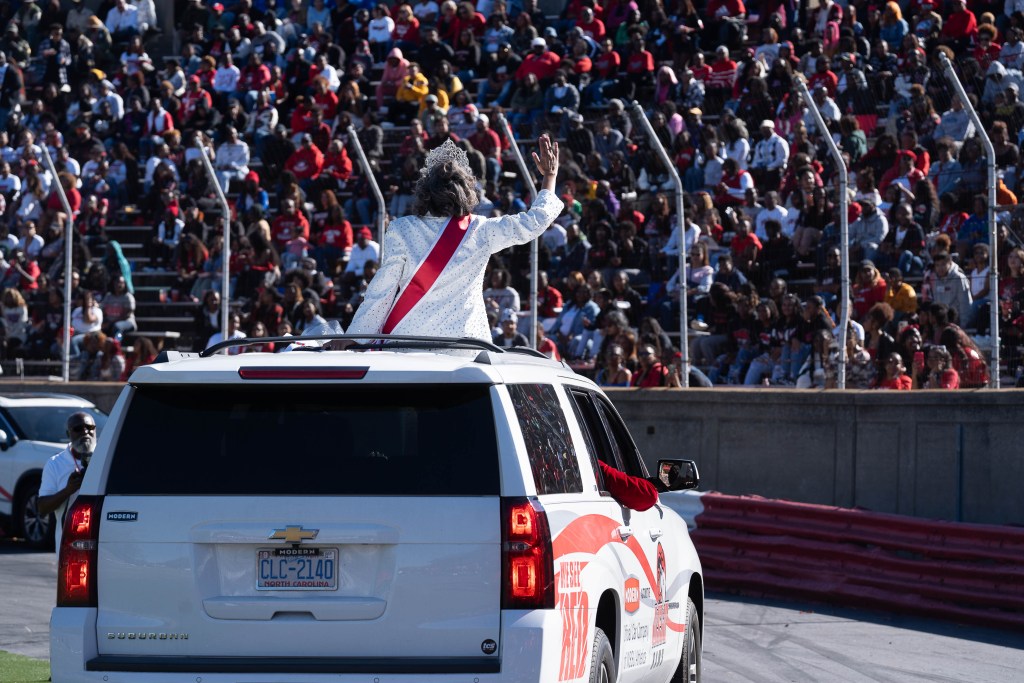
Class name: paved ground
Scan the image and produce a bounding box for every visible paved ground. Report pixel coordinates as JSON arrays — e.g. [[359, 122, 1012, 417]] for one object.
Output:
[[2, 537, 1022, 680], [0, 539, 55, 661], [702, 594, 1024, 682]]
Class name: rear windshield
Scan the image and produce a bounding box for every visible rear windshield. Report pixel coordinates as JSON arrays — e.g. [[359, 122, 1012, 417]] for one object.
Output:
[[107, 385, 499, 496]]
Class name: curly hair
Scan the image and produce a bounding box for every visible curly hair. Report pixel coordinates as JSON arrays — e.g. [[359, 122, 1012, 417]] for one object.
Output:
[[410, 160, 479, 217]]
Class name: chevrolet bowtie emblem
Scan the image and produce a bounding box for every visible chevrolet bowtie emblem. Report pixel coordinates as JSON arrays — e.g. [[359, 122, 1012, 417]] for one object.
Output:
[[269, 526, 319, 543]]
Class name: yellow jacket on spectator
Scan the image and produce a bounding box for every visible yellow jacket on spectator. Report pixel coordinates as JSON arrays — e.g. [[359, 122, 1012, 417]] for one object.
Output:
[[885, 281, 918, 315], [396, 72, 429, 103], [419, 88, 449, 114]]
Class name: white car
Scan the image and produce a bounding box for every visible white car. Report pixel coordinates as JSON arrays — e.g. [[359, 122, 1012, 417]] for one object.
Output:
[[51, 336, 704, 683], [0, 393, 107, 549]]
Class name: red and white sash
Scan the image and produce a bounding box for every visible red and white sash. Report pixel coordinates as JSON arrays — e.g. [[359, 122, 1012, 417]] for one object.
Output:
[[380, 215, 472, 334]]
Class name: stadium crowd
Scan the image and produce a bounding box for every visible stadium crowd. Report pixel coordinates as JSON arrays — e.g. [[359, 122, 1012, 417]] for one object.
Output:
[[0, 0, 1019, 387]]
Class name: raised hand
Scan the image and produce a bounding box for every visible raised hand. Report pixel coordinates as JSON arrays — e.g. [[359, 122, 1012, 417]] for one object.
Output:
[[532, 134, 559, 178]]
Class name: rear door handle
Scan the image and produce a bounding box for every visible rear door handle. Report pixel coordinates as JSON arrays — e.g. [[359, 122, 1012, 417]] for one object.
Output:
[[616, 526, 633, 540], [649, 528, 663, 541]]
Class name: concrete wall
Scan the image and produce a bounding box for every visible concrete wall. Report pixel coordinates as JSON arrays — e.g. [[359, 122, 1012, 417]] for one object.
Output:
[[4, 381, 1020, 525], [607, 389, 1024, 527]]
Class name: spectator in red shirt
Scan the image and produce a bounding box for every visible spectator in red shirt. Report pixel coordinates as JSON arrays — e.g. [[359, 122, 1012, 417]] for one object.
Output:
[[450, 1, 486, 40], [631, 343, 669, 387], [285, 134, 325, 186], [972, 24, 1001, 72], [622, 36, 655, 100], [314, 204, 353, 274], [577, 6, 605, 40], [238, 53, 272, 107], [399, 118, 429, 156], [2, 248, 40, 292], [180, 76, 213, 130], [392, 4, 421, 48], [289, 96, 316, 137], [585, 37, 621, 106], [879, 150, 924, 195], [534, 271, 564, 318], [706, 0, 746, 47], [40, 172, 81, 237], [311, 77, 339, 120], [320, 139, 353, 189], [940, 0, 977, 50], [729, 215, 762, 276], [876, 352, 913, 389], [272, 198, 311, 248], [516, 37, 562, 83], [468, 114, 502, 183], [707, 45, 738, 97], [690, 51, 713, 84], [806, 56, 838, 97], [853, 261, 888, 321]]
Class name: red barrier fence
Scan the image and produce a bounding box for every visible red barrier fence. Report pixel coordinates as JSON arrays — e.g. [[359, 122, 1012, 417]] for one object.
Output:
[[691, 493, 1024, 631]]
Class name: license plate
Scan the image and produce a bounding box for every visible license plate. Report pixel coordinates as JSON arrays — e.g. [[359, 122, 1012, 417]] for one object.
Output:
[[257, 547, 339, 591]]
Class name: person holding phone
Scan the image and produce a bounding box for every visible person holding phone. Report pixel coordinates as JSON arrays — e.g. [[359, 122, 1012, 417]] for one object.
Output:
[[916, 345, 960, 389], [38, 412, 98, 552]]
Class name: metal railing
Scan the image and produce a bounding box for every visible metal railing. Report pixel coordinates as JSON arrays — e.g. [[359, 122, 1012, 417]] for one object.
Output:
[[193, 138, 232, 341], [40, 146, 74, 383], [495, 113, 539, 347], [939, 53, 1000, 388], [347, 125, 387, 252], [797, 79, 850, 388], [632, 102, 689, 386]]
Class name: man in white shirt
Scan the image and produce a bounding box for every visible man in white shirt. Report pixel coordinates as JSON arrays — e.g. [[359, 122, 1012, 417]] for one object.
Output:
[[412, 0, 439, 22], [755, 191, 789, 239], [541, 221, 567, 253], [207, 313, 248, 353], [802, 86, 840, 135], [213, 53, 241, 99], [67, 0, 97, 34], [105, 0, 139, 40], [660, 220, 701, 259], [345, 226, 381, 279], [18, 220, 44, 258], [144, 144, 179, 192], [37, 412, 97, 552], [933, 97, 974, 143], [750, 120, 790, 188], [313, 53, 341, 92], [214, 126, 250, 191], [135, 0, 158, 34], [94, 80, 124, 121], [849, 198, 889, 262], [0, 160, 22, 199]]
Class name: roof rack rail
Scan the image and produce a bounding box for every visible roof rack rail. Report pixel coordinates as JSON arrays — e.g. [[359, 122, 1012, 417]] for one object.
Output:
[[504, 346, 550, 359], [199, 334, 504, 358], [153, 350, 201, 364]]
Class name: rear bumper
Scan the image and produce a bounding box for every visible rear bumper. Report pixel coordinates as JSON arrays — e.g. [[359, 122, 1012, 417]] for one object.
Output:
[[51, 609, 564, 683]]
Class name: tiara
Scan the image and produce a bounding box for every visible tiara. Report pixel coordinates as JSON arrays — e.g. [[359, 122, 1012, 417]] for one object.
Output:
[[423, 138, 471, 175]]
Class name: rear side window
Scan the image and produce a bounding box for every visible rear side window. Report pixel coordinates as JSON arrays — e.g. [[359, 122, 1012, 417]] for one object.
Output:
[[5, 406, 107, 442], [508, 384, 582, 495], [107, 385, 498, 496]]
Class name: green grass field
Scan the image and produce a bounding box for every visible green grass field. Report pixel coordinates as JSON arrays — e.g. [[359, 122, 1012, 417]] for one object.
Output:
[[0, 651, 49, 683]]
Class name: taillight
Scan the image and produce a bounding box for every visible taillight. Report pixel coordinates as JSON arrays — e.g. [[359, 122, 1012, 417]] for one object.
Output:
[[57, 495, 103, 608], [501, 497, 554, 609]]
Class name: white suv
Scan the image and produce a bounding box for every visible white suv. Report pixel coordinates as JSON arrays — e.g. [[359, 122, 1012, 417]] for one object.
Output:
[[50, 336, 703, 683], [0, 393, 107, 549]]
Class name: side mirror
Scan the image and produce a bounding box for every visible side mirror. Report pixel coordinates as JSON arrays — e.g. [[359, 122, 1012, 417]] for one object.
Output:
[[0, 429, 8, 451], [657, 459, 700, 491]]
